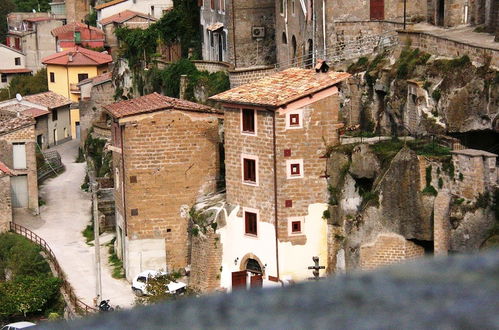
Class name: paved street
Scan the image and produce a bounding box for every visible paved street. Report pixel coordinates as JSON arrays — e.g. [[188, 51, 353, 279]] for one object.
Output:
[[14, 139, 135, 309]]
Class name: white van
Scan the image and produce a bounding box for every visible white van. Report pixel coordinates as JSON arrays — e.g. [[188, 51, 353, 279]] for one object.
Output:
[[1, 322, 36, 330]]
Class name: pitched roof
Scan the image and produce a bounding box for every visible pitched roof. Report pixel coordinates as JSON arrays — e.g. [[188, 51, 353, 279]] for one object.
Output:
[[209, 68, 351, 108], [0, 113, 35, 136], [22, 108, 50, 118], [23, 91, 72, 109], [42, 47, 113, 66], [77, 71, 112, 86], [0, 43, 24, 55], [0, 69, 32, 74], [95, 0, 128, 10], [0, 161, 13, 176], [104, 92, 221, 119], [100, 10, 156, 26], [51, 22, 105, 37]]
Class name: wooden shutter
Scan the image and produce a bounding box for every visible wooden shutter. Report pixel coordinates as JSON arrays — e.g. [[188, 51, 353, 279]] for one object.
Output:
[[250, 274, 263, 288], [245, 212, 257, 235], [242, 109, 255, 133], [370, 0, 384, 20], [243, 158, 256, 182], [232, 271, 247, 289]]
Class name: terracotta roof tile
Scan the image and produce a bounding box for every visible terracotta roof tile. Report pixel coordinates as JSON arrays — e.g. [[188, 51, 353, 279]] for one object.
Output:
[[100, 10, 156, 26], [104, 92, 222, 119], [209, 68, 351, 108], [0, 69, 32, 74], [22, 108, 50, 118], [23, 91, 72, 109], [42, 46, 113, 66], [95, 0, 128, 10], [0, 112, 35, 136], [51, 22, 105, 37], [0, 161, 13, 176]]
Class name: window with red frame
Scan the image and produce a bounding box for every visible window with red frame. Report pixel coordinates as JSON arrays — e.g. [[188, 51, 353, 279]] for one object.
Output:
[[243, 158, 256, 183], [242, 109, 255, 133], [291, 221, 301, 233], [245, 211, 257, 235], [211, 0, 215, 9], [290, 163, 301, 176], [289, 113, 300, 126]]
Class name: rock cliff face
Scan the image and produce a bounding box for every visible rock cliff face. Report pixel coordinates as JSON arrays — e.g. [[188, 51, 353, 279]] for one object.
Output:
[[340, 49, 499, 137], [326, 142, 496, 271]]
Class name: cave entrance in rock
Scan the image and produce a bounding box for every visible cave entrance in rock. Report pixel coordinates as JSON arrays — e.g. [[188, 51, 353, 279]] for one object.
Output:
[[408, 239, 434, 255], [353, 177, 374, 196], [450, 130, 499, 154]]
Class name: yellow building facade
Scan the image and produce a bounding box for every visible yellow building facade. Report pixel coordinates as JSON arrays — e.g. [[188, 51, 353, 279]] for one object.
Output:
[[42, 47, 113, 139]]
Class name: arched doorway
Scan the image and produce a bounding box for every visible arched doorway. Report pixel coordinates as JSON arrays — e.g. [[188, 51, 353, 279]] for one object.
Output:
[[245, 258, 263, 288], [231, 254, 264, 289]]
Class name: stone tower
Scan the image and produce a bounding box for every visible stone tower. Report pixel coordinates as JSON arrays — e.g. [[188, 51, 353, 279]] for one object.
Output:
[[66, 0, 90, 23]]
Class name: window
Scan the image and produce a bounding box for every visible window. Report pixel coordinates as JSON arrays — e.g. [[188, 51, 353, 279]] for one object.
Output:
[[78, 73, 89, 82], [211, 0, 215, 10], [286, 109, 303, 129], [288, 217, 304, 235], [14, 57, 21, 66], [282, 32, 287, 44], [150, 5, 155, 16], [50, 72, 55, 83], [115, 168, 120, 191], [291, 221, 301, 233], [1, 74, 7, 83], [245, 211, 257, 235], [241, 108, 255, 134], [13, 143, 26, 169], [219, 0, 225, 12], [280, 0, 284, 15], [286, 159, 304, 179], [292, 0, 295, 15], [52, 109, 58, 121], [243, 158, 256, 183]]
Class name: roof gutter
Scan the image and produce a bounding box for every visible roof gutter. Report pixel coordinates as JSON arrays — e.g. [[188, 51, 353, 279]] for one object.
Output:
[[270, 108, 280, 280]]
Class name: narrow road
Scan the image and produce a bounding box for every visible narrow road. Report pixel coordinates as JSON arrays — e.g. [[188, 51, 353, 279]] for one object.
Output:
[[14, 139, 135, 309]]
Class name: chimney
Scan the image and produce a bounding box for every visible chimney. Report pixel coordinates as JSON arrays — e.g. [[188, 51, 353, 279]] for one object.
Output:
[[179, 75, 188, 100], [68, 53, 73, 62], [315, 59, 329, 73]]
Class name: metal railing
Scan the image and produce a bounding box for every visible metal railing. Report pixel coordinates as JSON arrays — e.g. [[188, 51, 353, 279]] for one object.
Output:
[[37, 149, 64, 182], [9, 222, 98, 315]]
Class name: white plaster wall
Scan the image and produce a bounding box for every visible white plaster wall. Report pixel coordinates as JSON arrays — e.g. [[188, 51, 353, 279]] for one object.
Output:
[[99, 0, 173, 21], [219, 203, 329, 290], [0, 46, 27, 89], [218, 206, 278, 291], [124, 237, 166, 282], [279, 203, 329, 281]]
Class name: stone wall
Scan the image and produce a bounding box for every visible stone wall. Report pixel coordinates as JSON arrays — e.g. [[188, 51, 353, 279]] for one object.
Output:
[[228, 66, 277, 88], [0, 124, 38, 213], [360, 233, 425, 270], [117, 110, 220, 271], [0, 174, 12, 232], [65, 0, 89, 23], [193, 61, 231, 74], [189, 230, 222, 292], [397, 30, 499, 68]]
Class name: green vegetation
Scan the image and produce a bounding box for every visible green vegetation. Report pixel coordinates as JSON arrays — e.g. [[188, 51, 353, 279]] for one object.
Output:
[[107, 238, 125, 279], [0, 0, 15, 44], [0, 69, 49, 102], [433, 55, 471, 72], [13, 0, 50, 12], [75, 147, 85, 163], [84, 133, 111, 178], [322, 209, 331, 219], [82, 222, 94, 245], [81, 173, 90, 192], [135, 271, 197, 305], [360, 191, 379, 208], [422, 185, 438, 196], [0, 233, 62, 322], [431, 89, 441, 102], [347, 57, 369, 74], [395, 47, 431, 79], [189, 207, 215, 236]]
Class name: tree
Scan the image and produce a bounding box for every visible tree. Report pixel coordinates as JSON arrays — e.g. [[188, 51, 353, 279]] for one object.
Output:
[[13, 0, 51, 12], [0, 0, 15, 44], [0, 68, 48, 101]]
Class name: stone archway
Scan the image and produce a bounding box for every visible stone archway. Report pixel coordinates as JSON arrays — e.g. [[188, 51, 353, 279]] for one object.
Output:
[[239, 253, 265, 274]]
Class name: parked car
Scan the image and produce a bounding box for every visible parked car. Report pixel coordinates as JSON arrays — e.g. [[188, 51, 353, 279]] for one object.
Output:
[[1, 322, 36, 330], [131, 270, 186, 297]]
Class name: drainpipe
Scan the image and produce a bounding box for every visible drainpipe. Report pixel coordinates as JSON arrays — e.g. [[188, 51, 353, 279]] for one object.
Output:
[[271, 109, 280, 280], [322, 0, 326, 58], [231, 1, 237, 68], [120, 124, 127, 237]]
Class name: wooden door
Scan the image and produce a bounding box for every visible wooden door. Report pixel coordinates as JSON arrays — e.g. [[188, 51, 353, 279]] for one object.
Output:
[[232, 271, 247, 289], [370, 0, 384, 20], [250, 274, 263, 289], [13, 143, 26, 169], [11, 175, 28, 208]]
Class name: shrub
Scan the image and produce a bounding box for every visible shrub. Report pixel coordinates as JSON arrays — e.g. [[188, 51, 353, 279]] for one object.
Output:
[[422, 185, 438, 196]]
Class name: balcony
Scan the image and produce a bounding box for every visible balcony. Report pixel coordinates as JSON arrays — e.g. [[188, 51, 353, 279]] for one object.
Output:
[[70, 83, 81, 94]]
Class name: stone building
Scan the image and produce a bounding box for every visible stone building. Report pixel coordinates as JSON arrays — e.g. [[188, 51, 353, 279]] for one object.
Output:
[[78, 72, 114, 144], [65, 0, 90, 23], [99, 10, 156, 54], [51, 22, 106, 52], [209, 67, 350, 291], [5, 15, 63, 73], [200, 0, 276, 68], [104, 92, 222, 280], [95, 0, 172, 22], [0, 162, 14, 232], [0, 112, 38, 214]]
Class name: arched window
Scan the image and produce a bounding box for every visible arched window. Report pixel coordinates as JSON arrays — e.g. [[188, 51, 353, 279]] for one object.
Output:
[[246, 259, 262, 273], [306, 39, 313, 68], [282, 32, 287, 44], [291, 35, 297, 63]]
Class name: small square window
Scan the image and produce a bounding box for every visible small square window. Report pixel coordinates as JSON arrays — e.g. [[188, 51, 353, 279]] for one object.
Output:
[[131, 208, 139, 216], [1, 74, 7, 83], [242, 109, 255, 134], [285, 200, 292, 207], [291, 163, 300, 175], [284, 149, 291, 157], [291, 221, 301, 233], [290, 114, 299, 126], [14, 57, 21, 66], [245, 211, 257, 235], [52, 109, 58, 121], [130, 176, 137, 183]]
